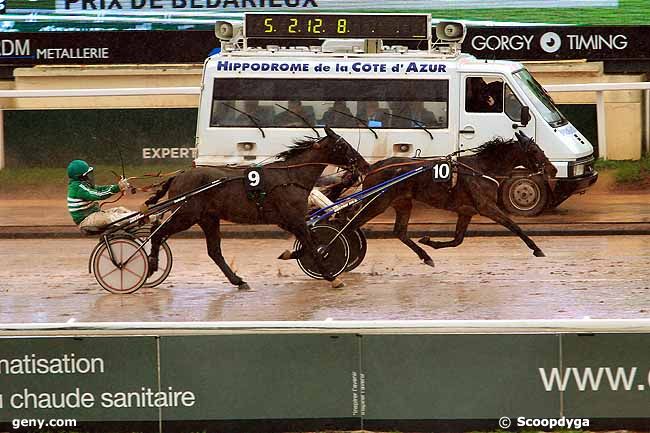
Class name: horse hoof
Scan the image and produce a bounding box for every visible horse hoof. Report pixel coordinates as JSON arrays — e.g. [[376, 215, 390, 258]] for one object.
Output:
[[331, 278, 345, 289], [534, 250, 546, 257], [277, 250, 293, 260], [423, 258, 435, 268], [238, 282, 252, 291], [418, 236, 430, 245]]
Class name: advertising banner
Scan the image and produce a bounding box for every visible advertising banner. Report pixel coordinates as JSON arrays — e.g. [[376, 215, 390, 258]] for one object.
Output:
[[0, 337, 160, 422], [0, 32, 216, 66], [465, 26, 641, 61], [3, 332, 650, 431], [0, 25, 648, 68]]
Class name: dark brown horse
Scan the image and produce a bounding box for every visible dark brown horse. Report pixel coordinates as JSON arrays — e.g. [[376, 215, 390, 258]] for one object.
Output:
[[325, 131, 558, 267], [145, 127, 369, 289]]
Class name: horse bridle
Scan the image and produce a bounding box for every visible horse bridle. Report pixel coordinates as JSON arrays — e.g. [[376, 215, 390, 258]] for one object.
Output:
[[323, 133, 364, 176], [522, 141, 548, 180]]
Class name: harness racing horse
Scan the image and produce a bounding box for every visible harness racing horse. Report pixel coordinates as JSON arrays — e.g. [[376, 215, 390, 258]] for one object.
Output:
[[325, 131, 558, 267], [145, 127, 369, 289]]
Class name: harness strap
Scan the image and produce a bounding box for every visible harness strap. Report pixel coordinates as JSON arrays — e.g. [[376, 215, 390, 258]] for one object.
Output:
[[363, 158, 445, 177], [246, 181, 313, 223], [454, 160, 501, 187]]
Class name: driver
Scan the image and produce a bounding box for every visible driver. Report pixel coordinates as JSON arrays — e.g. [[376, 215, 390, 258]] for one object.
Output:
[[66, 159, 134, 233]]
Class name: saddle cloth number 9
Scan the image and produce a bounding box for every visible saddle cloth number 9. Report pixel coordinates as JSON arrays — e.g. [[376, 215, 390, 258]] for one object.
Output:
[[431, 162, 452, 183], [245, 167, 265, 193]]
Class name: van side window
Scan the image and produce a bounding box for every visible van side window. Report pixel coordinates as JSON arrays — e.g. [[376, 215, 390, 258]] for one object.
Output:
[[466, 77, 503, 113], [504, 83, 524, 122], [210, 78, 448, 129]]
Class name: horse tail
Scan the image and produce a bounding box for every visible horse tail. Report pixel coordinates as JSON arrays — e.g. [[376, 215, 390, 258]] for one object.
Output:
[[145, 177, 175, 207]]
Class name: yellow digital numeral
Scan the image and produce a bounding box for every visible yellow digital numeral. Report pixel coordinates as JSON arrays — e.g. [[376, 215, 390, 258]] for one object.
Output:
[[288, 18, 298, 33], [313, 18, 323, 34], [337, 19, 347, 34], [264, 18, 274, 33]]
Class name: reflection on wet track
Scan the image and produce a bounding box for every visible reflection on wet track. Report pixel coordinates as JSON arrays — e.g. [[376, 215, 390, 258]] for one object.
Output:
[[0, 236, 648, 323]]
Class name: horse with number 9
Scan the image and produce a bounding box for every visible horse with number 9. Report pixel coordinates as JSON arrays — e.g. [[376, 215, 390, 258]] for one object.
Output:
[[144, 126, 369, 290]]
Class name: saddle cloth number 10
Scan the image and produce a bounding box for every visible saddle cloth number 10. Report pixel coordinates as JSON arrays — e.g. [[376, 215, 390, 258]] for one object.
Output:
[[431, 162, 452, 182]]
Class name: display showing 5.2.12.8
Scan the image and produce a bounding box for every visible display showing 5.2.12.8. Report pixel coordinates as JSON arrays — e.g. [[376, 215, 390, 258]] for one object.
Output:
[[245, 14, 430, 40]]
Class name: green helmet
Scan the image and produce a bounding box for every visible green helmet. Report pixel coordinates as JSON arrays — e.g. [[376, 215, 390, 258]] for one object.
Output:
[[67, 160, 93, 180]]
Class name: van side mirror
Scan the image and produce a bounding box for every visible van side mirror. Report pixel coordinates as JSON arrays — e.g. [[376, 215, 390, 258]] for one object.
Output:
[[520, 106, 531, 127]]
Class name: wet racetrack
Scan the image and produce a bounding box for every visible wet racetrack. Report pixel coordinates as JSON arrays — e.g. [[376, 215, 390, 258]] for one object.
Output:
[[1, 236, 649, 323]]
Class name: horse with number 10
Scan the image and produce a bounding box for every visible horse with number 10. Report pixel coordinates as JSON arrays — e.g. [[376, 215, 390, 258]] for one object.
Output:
[[293, 131, 559, 275]]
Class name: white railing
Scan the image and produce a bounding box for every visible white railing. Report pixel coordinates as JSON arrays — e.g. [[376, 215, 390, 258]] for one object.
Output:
[[545, 82, 650, 161], [3, 319, 650, 336], [0, 87, 201, 98], [1, 82, 649, 168]]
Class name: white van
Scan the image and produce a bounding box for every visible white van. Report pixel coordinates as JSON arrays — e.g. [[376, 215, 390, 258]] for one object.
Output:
[[194, 13, 598, 216]]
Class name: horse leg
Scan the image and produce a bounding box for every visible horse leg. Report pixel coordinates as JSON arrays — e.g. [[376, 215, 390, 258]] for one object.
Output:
[[277, 220, 307, 260], [391, 199, 435, 267], [419, 214, 472, 250], [198, 218, 250, 290], [198, 218, 249, 290], [279, 193, 394, 261], [148, 234, 162, 276], [477, 202, 546, 257], [148, 210, 195, 276]]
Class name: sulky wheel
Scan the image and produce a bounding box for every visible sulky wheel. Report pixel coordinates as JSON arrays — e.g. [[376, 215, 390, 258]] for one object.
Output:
[[344, 228, 368, 272], [133, 227, 173, 289], [294, 224, 350, 280], [92, 236, 149, 294]]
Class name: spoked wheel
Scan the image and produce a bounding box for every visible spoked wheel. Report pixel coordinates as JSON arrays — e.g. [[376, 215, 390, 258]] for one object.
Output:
[[294, 224, 350, 280], [133, 227, 173, 289], [344, 228, 368, 272], [92, 236, 149, 294]]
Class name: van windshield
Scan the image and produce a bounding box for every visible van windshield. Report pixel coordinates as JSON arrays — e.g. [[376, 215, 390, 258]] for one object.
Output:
[[513, 69, 567, 128]]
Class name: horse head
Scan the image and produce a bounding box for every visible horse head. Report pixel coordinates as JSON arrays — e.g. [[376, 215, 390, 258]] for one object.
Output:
[[514, 131, 557, 180], [314, 126, 370, 176]]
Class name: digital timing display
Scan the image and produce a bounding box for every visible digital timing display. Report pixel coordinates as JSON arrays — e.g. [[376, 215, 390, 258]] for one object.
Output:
[[245, 13, 430, 40]]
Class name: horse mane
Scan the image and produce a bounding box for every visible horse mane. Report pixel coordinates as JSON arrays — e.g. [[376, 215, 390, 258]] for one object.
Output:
[[468, 136, 516, 155], [275, 136, 318, 160]]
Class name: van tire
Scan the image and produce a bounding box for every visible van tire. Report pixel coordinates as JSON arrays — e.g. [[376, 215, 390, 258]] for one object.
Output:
[[500, 175, 548, 217]]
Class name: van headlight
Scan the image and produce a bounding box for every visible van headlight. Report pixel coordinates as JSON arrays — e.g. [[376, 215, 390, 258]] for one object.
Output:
[[568, 157, 594, 177], [574, 164, 585, 176]]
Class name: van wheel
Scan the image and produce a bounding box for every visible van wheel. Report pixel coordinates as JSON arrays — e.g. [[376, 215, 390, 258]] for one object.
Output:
[[500, 175, 548, 217]]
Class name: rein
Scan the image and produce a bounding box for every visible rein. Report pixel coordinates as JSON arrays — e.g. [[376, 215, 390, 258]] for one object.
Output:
[[100, 169, 184, 209], [359, 144, 486, 179], [99, 191, 124, 209], [244, 162, 328, 170]]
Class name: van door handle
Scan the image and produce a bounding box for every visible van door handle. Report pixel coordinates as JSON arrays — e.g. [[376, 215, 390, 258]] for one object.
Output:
[[459, 127, 475, 134]]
